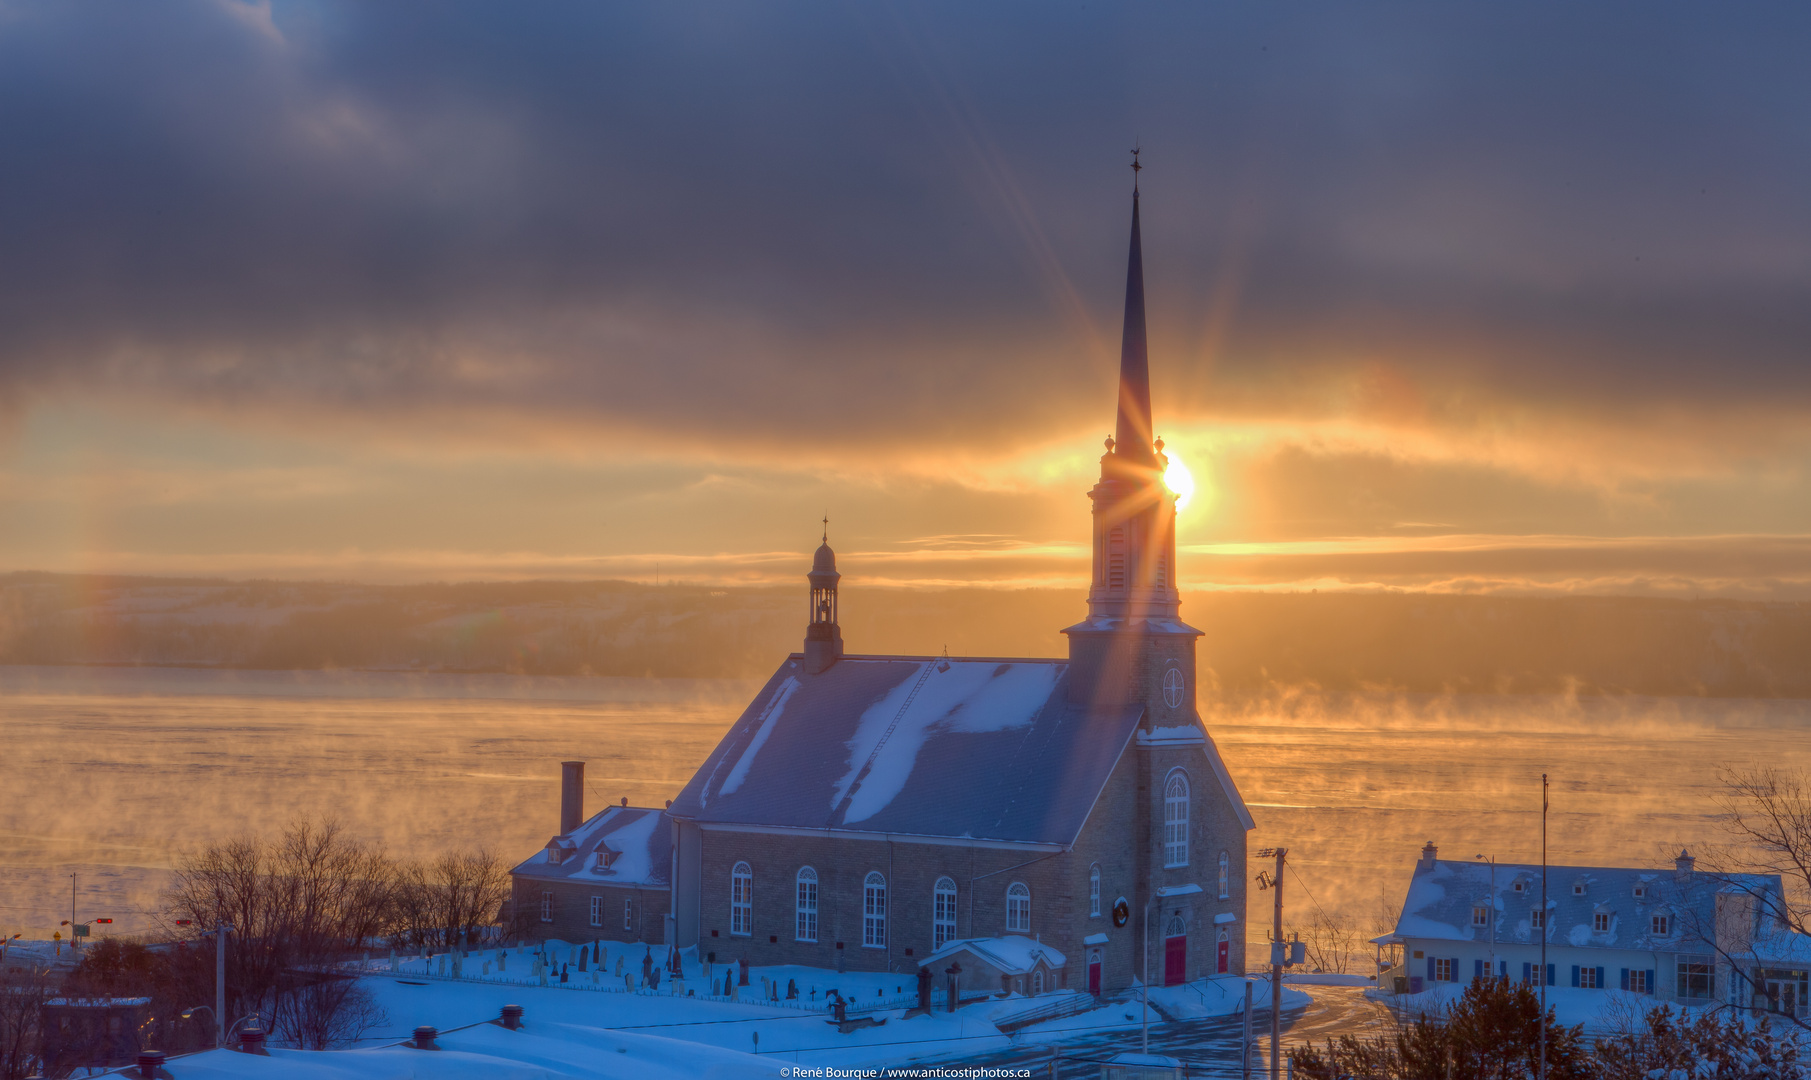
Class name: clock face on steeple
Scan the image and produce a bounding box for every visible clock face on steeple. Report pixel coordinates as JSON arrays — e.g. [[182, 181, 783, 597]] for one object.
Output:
[[1163, 667, 1185, 710]]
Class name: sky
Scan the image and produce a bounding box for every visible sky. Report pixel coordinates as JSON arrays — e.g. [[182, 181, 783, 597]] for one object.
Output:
[[2, 1, 1809, 597]]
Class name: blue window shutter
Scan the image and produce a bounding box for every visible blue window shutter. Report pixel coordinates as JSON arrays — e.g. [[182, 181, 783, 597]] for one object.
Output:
[[1475, 959, 1484, 979], [1500, 960, 1508, 978], [1570, 965, 1580, 987], [1523, 962, 1532, 983], [1427, 956, 1436, 982], [1547, 963, 1555, 986], [1646, 969, 1656, 994], [1620, 968, 1629, 990], [1596, 966, 1606, 990], [1452, 958, 1460, 982]]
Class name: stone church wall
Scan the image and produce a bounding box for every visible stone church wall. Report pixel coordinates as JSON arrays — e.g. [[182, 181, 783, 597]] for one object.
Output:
[[509, 876, 671, 949]]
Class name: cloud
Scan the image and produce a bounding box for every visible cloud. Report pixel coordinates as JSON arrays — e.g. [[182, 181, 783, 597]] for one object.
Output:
[[1, 1, 1808, 456]]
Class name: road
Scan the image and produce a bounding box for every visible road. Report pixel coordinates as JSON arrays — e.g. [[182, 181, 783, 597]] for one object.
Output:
[[944, 986, 1400, 1078]]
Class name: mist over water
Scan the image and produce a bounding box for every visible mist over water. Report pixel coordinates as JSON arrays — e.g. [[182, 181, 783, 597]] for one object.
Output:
[[4, 666, 1805, 954]]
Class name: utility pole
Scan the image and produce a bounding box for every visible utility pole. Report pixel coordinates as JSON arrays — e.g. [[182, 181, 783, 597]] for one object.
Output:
[[70, 874, 76, 952], [1539, 774, 1549, 1080], [1140, 894, 1152, 1055], [215, 924, 230, 1049], [1256, 847, 1287, 1080]]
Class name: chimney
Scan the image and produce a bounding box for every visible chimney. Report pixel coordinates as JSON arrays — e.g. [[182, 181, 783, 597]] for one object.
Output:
[[411, 1025, 440, 1051], [1417, 841, 1438, 872], [1675, 848, 1695, 880], [136, 1050, 166, 1079], [499, 1004, 524, 1030], [560, 762, 584, 836], [238, 1020, 270, 1055]]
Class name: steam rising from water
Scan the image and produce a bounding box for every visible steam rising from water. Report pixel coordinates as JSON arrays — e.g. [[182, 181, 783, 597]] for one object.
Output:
[[2, 667, 1803, 953]]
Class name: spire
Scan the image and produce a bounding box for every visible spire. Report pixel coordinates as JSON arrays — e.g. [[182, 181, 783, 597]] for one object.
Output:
[[1113, 151, 1155, 466]]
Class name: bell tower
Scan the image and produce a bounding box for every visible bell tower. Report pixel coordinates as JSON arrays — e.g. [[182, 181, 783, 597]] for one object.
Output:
[[802, 520, 844, 675], [1064, 159, 1201, 728]]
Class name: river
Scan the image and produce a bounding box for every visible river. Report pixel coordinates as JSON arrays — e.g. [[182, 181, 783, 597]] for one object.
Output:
[[3, 665, 1804, 953]]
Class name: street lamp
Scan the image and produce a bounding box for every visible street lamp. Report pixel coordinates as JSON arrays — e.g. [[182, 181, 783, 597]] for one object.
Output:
[[181, 1007, 263, 1050]]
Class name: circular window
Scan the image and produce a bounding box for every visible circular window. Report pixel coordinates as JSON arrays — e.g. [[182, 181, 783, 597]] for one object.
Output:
[[1112, 897, 1131, 928], [1162, 667, 1185, 710]]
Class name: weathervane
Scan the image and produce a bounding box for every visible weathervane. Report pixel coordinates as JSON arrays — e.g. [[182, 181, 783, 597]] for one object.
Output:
[[1130, 145, 1142, 192]]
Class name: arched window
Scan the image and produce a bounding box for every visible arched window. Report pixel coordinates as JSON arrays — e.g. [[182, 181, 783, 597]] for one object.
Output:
[[795, 867, 818, 942], [863, 872, 887, 948], [1089, 864, 1102, 918], [1218, 850, 1230, 899], [1006, 882, 1031, 933], [933, 877, 958, 949], [730, 861, 752, 936], [1164, 771, 1190, 868], [1032, 969, 1044, 995]]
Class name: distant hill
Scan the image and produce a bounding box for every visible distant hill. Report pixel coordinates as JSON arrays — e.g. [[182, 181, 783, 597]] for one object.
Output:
[[1, 573, 1806, 697]]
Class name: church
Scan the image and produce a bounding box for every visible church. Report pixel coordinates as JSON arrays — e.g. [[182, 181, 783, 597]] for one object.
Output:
[[512, 179, 1254, 996]]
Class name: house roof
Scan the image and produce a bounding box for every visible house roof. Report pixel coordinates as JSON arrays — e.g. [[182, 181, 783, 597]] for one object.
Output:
[[667, 654, 1154, 846], [512, 805, 671, 889], [921, 935, 1068, 974], [1392, 856, 1782, 953]]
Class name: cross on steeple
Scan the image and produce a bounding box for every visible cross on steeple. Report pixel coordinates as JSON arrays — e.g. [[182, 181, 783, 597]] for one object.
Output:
[[821, 515, 829, 543], [1130, 146, 1142, 193]]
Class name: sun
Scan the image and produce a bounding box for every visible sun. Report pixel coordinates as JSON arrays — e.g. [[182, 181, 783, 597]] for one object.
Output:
[[1163, 454, 1195, 512]]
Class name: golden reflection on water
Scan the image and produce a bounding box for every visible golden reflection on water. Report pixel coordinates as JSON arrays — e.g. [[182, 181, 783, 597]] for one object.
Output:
[[3, 667, 1804, 949]]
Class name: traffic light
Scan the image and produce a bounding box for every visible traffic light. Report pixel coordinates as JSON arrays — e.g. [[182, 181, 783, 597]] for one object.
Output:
[[94, 919, 113, 924]]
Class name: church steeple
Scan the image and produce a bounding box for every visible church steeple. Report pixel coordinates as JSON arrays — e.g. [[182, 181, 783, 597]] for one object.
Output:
[[1113, 174, 1155, 468], [802, 519, 844, 674], [1064, 157, 1198, 717]]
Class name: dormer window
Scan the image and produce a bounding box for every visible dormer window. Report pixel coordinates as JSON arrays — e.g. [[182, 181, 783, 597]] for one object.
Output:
[[1472, 906, 1489, 927], [594, 850, 618, 870], [1513, 881, 1525, 893], [1651, 913, 1670, 936], [547, 846, 564, 865], [1633, 884, 1647, 900], [1530, 909, 1546, 930], [1593, 911, 1612, 933], [1572, 883, 1586, 897]]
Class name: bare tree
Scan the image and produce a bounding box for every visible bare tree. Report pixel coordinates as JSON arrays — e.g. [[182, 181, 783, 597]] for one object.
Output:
[[394, 849, 511, 952], [160, 816, 396, 1046], [1298, 909, 1360, 975], [1717, 766, 1811, 935], [271, 975, 385, 1051], [0, 966, 52, 1080]]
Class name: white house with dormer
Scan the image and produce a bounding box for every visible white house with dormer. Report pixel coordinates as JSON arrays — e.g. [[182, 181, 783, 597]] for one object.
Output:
[[1381, 842, 1809, 1020]]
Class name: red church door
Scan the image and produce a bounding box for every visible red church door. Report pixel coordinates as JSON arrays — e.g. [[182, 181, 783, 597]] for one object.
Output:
[[1087, 950, 1102, 995], [1216, 930, 1230, 974], [1163, 934, 1186, 986]]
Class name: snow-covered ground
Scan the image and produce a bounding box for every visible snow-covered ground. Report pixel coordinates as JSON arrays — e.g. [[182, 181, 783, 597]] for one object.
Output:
[[139, 1018, 775, 1080], [359, 944, 1305, 1070], [1286, 972, 1377, 987]]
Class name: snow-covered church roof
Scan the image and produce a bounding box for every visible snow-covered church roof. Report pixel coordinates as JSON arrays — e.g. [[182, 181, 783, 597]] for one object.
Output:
[[513, 805, 671, 889], [668, 654, 1154, 846]]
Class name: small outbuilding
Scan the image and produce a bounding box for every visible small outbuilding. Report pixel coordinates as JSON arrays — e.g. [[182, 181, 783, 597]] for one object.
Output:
[[921, 936, 1067, 997]]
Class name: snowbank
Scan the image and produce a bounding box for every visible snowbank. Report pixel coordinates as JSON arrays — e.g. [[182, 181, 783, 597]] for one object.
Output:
[[150, 1019, 775, 1079]]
